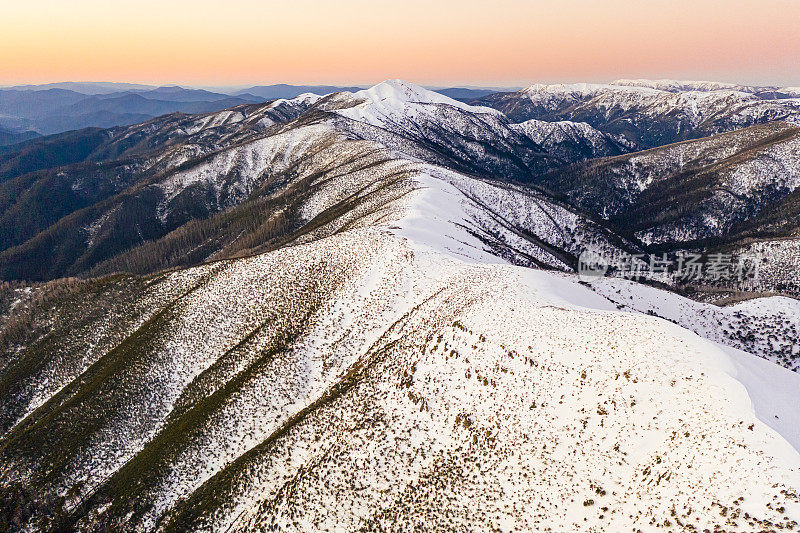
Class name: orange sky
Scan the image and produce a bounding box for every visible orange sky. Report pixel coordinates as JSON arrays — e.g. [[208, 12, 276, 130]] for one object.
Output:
[[1, 0, 799, 86]]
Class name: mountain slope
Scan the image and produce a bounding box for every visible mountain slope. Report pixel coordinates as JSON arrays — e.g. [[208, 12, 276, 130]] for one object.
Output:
[[511, 118, 637, 162], [531, 121, 800, 296], [3, 80, 800, 297], [318, 79, 559, 179], [0, 97, 321, 278], [612, 79, 800, 99], [536, 122, 800, 243], [587, 275, 800, 371], [0, 128, 111, 180], [0, 128, 39, 148], [3, 79, 799, 300], [234, 84, 365, 99]]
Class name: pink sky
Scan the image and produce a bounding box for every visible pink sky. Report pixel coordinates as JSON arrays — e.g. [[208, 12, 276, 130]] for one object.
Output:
[[1, 0, 799, 86]]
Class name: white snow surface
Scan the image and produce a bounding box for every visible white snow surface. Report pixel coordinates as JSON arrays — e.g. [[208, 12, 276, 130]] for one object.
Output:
[[266, 92, 322, 108], [351, 79, 500, 114], [194, 225, 800, 531], [15, 157, 798, 532]]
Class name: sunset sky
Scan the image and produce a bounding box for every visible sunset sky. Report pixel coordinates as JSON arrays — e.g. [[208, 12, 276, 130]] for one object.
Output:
[[2, 0, 799, 87]]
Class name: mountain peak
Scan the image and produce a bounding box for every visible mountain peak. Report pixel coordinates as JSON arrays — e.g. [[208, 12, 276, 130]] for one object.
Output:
[[357, 79, 457, 105], [345, 79, 501, 118]]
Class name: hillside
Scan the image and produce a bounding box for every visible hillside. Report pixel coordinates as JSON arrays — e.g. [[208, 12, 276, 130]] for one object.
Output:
[[535, 121, 800, 239], [3, 80, 800, 297], [0, 128, 39, 147]]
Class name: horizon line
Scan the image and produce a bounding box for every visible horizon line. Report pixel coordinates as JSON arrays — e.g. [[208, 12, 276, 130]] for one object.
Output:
[[2, 77, 799, 92]]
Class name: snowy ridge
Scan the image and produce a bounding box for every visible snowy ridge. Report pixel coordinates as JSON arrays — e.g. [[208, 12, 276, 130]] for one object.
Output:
[[519, 82, 664, 111], [546, 87, 763, 127], [613, 79, 760, 94], [588, 276, 800, 373], [535, 121, 800, 249], [6, 216, 799, 531], [266, 92, 322, 108], [155, 123, 337, 217], [390, 164, 639, 271], [735, 239, 800, 295], [350, 79, 501, 114]]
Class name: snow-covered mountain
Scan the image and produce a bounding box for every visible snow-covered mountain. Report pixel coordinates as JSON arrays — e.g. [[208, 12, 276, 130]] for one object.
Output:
[[476, 81, 800, 148], [533, 120, 800, 297], [317, 79, 559, 179], [327, 78, 503, 123], [2, 79, 800, 532]]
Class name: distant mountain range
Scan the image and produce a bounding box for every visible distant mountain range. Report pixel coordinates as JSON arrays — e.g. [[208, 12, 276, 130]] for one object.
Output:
[[475, 80, 800, 148], [0, 87, 262, 137], [2, 79, 799, 296], [0, 83, 515, 143], [1, 82, 160, 94]]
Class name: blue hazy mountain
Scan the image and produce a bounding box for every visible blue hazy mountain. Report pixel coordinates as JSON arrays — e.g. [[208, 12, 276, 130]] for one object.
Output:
[[0, 86, 262, 137]]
